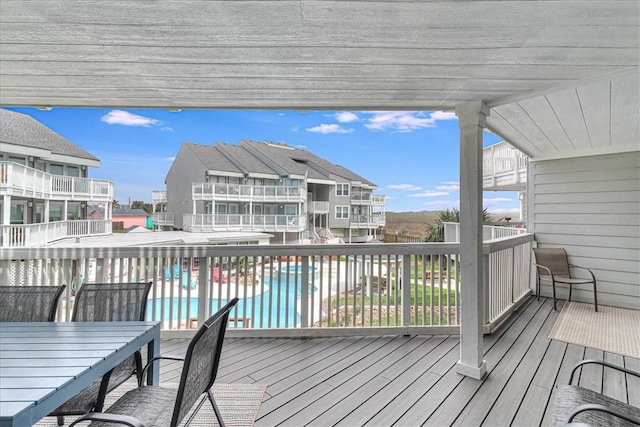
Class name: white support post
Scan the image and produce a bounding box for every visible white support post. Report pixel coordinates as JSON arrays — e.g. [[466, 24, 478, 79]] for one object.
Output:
[[455, 100, 489, 380]]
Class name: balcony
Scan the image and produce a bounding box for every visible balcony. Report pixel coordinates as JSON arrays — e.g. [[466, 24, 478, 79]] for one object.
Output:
[[183, 214, 305, 233], [350, 214, 386, 228], [151, 212, 174, 227], [483, 141, 528, 191], [0, 161, 114, 202], [0, 219, 112, 247], [307, 201, 330, 214], [151, 190, 167, 204], [351, 193, 387, 206], [3, 236, 637, 426], [192, 183, 306, 203]]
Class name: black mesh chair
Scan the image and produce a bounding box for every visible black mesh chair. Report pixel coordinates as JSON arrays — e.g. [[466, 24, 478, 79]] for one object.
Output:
[[70, 297, 239, 427], [51, 282, 153, 426], [553, 359, 640, 426], [0, 285, 66, 321]]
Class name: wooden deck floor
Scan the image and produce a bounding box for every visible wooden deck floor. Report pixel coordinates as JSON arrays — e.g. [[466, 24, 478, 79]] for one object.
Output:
[[158, 297, 640, 426]]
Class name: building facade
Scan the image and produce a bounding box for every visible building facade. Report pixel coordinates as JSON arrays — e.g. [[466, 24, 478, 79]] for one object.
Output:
[[153, 140, 386, 243], [0, 109, 114, 247]]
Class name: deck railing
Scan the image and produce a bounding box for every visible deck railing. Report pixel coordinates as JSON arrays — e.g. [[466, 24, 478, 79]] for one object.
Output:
[[151, 212, 175, 226], [192, 183, 306, 202], [0, 220, 112, 247], [0, 161, 114, 201], [1, 234, 533, 336], [183, 214, 306, 232], [482, 141, 528, 189]]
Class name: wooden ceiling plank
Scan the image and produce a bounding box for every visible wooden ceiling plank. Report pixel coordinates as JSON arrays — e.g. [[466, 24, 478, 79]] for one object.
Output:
[[577, 80, 612, 150], [517, 96, 575, 153], [610, 73, 640, 147]]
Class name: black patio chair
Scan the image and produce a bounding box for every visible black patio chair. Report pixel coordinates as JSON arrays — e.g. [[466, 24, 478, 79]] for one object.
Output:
[[553, 359, 640, 426], [0, 285, 66, 321], [533, 247, 598, 311], [70, 297, 239, 427], [50, 281, 153, 426]]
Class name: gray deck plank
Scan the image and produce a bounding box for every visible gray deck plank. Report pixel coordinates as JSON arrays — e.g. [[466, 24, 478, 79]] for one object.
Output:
[[480, 298, 560, 426], [603, 352, 627, 403], [511, 339, 567, 426], [147, 296, 640, 427]]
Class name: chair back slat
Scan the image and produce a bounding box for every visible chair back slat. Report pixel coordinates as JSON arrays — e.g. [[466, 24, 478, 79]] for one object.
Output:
[[72, 282, 152, 322], [533, 248, 571, 276], [172, 298, 239, 425], [0, 285, 66, 321]]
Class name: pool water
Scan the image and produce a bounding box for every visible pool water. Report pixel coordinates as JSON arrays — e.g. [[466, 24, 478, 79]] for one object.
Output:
[[147, 271, 317, 328]]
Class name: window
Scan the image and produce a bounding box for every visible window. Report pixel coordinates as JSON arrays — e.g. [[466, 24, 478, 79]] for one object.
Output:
[[336, 183, 350, 196], [335, 206, 349, 219], [66, 166, 80, 177], [284, 205, 297, 215], [8, 156, 26, 165], [50, 164, 64, 175]]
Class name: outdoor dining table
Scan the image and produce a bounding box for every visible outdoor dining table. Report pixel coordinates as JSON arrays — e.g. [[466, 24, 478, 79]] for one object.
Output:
[[0, 321, 161, 427]]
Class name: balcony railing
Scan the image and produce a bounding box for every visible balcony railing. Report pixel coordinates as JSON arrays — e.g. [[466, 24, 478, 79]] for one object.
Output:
[[151, 190, 167, 204], [0, 219, 112, 247], [350, 214, 386, 228], [0, 161, 114, 202], [151, 212, 174, 226], [1, 233, 534, 334], [443, 222, 526, 243], [307, 201, 330, 214], [483, 141, 528, 190], [192, 183, 306, 202], [351, 193, 387, 206], [183, 214, 305, 233]]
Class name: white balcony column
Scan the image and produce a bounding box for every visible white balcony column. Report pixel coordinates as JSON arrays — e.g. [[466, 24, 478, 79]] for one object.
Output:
[[63, 200, 68, 221], [192, 200, 196, 214], [44, 200, 50, 223], [455, 100, 489, 380], [2, 195, 10, 225]]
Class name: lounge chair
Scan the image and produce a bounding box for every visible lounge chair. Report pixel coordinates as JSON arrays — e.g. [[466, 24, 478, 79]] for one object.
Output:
[[553, 359, 640, 426], [70, 298, 240, 427], [0, 285, 66, 321]]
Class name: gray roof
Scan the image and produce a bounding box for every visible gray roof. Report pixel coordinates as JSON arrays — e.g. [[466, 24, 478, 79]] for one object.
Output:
[[181, 140, 376, 187], [0, 109, 99, 162]]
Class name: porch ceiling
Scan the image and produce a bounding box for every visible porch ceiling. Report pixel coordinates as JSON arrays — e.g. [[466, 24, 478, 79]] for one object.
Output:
[[0, 1, 638, 159]]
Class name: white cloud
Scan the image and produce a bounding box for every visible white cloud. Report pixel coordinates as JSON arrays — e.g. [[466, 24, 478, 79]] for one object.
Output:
[[388, 184, 422, 191], [101, 110, 161, 127], [306, 124, 353, 134], [410, 191, 450, 198], [423, 200, 460, 209], [364, 110, 456, 132], [435, 183, 460, 192], [335, 111, 359, 123], [160, 127, 173, 132], [294, 144, 306, 149], [487, 207, 521, 215], [164, 157, 176, 161], [483, 197, 517, 206]]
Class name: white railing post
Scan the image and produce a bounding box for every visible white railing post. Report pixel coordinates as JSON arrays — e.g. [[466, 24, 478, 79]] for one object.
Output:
[[301, 256, 309, 328], [401, 254, 411, 327]]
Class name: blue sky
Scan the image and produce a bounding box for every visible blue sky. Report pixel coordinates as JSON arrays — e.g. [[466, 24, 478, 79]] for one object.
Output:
[[8, 107, 520, 215]]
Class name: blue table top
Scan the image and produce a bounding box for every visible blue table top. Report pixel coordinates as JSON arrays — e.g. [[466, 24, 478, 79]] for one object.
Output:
[[0, 321, 160, 427]]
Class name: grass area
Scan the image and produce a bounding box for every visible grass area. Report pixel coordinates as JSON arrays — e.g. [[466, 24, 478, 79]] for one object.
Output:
[[323, 282, 458, 327]]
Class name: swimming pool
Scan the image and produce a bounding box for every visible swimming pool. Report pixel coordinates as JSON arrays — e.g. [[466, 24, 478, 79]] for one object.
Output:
[[147, 272, 316, 328]]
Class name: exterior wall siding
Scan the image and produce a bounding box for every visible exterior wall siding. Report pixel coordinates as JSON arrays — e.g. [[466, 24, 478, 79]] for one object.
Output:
[[165, 146, 207, 229], [530, 151, 640, 309]]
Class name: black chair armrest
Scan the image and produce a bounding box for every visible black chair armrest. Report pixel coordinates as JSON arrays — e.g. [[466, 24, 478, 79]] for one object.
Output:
[[568, 264, 596, 280], [569, 359, 640, 384], [568, 403, 640, 425], [69, 412, 146, 427], [139, 354, 186, 385]]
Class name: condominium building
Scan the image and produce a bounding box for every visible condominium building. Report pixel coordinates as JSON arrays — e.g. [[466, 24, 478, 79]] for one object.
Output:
[[0, 109, 114, 247], [153, 140, 386, 243]]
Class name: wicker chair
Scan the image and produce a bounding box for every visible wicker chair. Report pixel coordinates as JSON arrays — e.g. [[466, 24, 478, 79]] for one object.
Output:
[[51, 282, 153, 426], [533, 248, 598, 311], [553, 359, 640, 426], [70, 297, 239, 427], [0, 285, 66, 321]]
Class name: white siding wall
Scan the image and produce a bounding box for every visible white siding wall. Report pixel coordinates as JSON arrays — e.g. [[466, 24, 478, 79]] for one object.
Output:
[[530, 151, 640, 309]]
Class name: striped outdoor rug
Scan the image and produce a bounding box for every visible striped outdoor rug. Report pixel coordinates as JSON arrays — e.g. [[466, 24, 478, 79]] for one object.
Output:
[[549, 301, 640, 359], [35, 382, 267, 426]]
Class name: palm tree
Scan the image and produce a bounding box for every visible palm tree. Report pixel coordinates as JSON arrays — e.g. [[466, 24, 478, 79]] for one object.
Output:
[[424, 208, 490, 242]]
